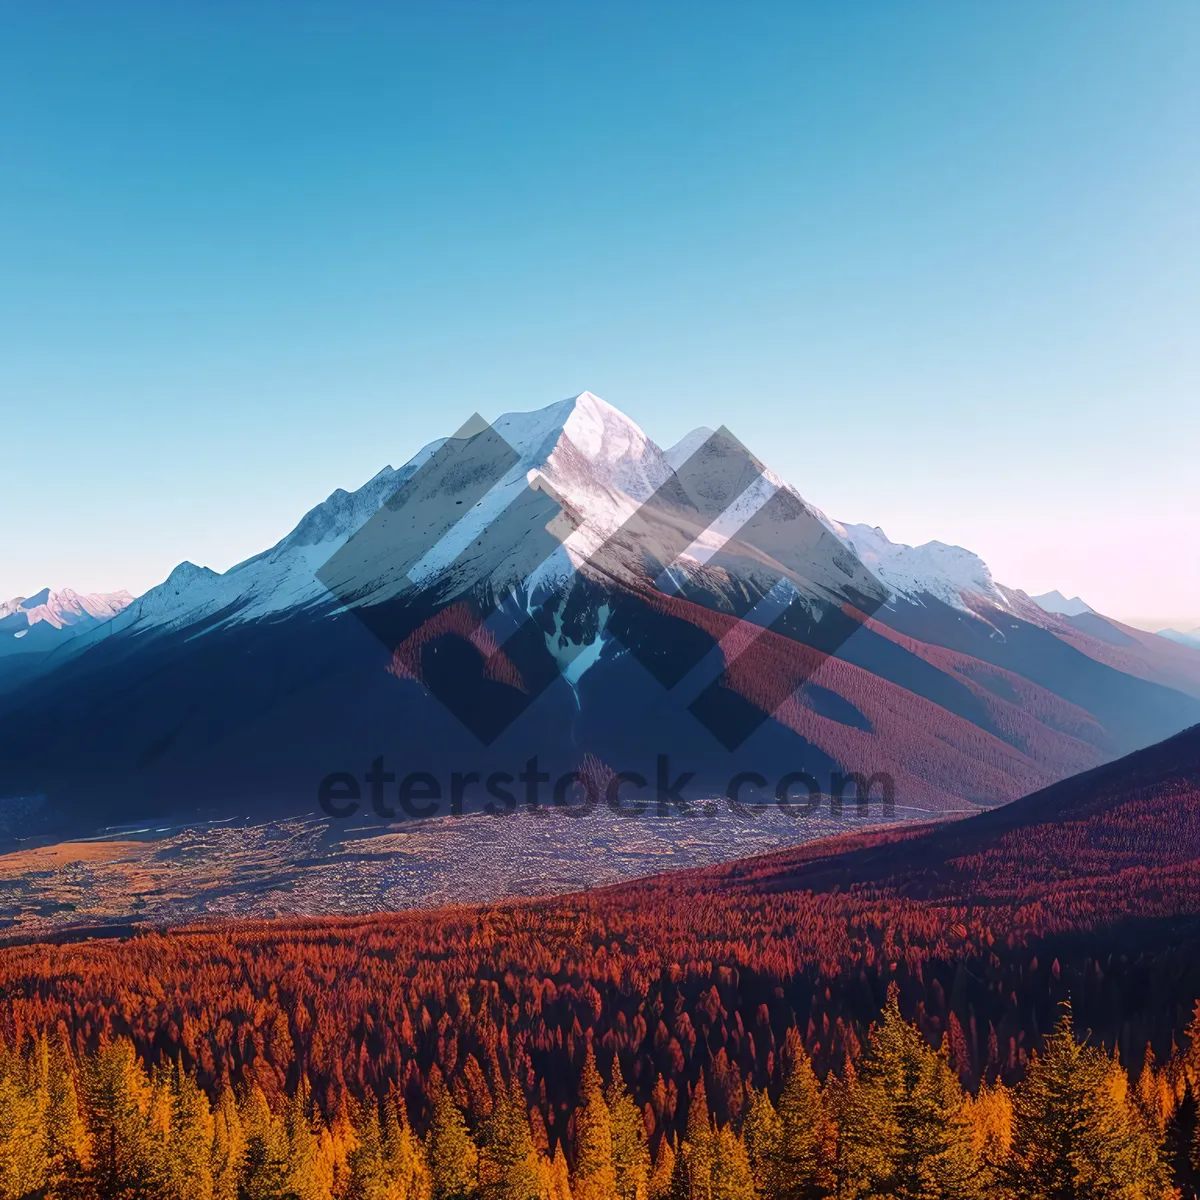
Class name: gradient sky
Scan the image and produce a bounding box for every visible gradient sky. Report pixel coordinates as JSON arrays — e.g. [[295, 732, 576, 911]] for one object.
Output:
[[2, 3, 1197, 626]]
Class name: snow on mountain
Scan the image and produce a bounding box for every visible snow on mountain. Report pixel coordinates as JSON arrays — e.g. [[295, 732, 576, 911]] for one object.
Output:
[[39, 393, 1118, 657], [664, 426, 718, 472], [107, 393, 666, 642], [1, 588, 134, 630], [819, 520, 1014, 613], [666, 427, 1016, 618], [1033, 590, 1096, 617], [0, 588, 135, 660]]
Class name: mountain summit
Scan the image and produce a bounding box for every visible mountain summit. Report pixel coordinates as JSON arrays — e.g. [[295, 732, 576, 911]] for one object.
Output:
[[0, 587, 134, 665], [1, 392, 1198, 838], [1032, 590, 1096, 617]]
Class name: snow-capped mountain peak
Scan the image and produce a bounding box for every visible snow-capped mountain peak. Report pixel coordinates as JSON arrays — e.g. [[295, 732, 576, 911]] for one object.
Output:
[[1, 588, 134, 630], [1, 588, 136, 661], [664, 426, 718, 471], [25, 391, 1138, 664], [822, 520, 1013, 613], [1032, 590, 1096, 617]]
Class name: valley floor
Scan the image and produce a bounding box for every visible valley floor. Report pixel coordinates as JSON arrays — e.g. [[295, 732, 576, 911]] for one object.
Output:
[[0, 801, 941, 940]]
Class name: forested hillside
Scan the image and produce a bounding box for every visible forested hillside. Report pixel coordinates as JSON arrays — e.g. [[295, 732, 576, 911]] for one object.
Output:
[[0, 724, 1197, 1196]]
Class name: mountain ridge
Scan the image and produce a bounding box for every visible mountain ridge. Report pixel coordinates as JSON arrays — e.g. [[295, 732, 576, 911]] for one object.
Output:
[[1, 392, 1197, 839]]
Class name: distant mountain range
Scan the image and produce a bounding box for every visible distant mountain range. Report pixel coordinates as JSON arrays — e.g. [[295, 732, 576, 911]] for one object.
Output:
[[0, 588, 133, 689], [0, 587, 133, 644], [1159, 627, 1200, 651], [2, 391, 1199, 841]]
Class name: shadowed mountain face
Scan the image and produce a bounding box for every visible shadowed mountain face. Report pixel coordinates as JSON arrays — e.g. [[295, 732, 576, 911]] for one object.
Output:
[[0, 392, 1198, 844]]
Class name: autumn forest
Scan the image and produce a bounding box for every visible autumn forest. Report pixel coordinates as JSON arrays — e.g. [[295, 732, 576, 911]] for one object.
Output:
[[1, 726, 1199, 1198]]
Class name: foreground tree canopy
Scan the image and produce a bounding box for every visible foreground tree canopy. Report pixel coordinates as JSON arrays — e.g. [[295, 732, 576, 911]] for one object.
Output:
[[0, 988, 1192, 1200]]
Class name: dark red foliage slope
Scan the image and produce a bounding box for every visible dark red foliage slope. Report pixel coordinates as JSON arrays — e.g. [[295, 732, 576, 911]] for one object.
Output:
[[629, 584, 1114, 808]]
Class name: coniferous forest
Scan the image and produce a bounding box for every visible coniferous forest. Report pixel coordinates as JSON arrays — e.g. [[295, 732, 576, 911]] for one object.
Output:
[[1, 727, 1198, 1197], [0, 987, 1194, 1200]]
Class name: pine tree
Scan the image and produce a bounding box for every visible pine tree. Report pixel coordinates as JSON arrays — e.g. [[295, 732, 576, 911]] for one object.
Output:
[[41, 1034, 92, 1183], [709, 1125, 757, 1200], [145, 1061, 175, 1190], [741, 1088, 782, 1200], [546, 1144, 573, 1200], [384, 1086, 432, 1199], [240, 1083, 292, 1200], [838, 986, 980, 1200], [680, 1079, 715, 1200], [774, 1031, 834, 1199], [820, 1057, 856, 1200], [606, 1062, 650, 1200], [478, 1078, 543, 1200], [166, 1061, 216, 1200], [428, 1067, 479, 1200], [283, 1082, 329, 1200], [666, 1136, 692, 1200], [0, 1038, 51, 1199], [211, 1087, 246, 1200], [81, 1038, 157, 1200], [1185, 1001, 1200, 1094], [1135, 1045, 1175, 1137], [571, 1047, 616, 1200], [963, 1080, 1013, 1189], [346, 1102, 392, 1200], [1008, 1001, 1172, 1200], [325, 1096, 362, 1200], [647, 1138, 677, 1200]]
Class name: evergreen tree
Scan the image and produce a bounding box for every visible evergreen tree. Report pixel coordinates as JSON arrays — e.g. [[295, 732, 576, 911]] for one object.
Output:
[[1161, 1079, 1197, 1193], [211, 1087, 246, 1200], [428, 1067, 479, 1200], [0, 1038, 50, 1199], [7, 1032, 93, 1193], [774, 1031, 834, 1199], [41, 1034, 92, 1184], [546, 1144, 573, 1200], [741, 1088, 782, 1200], [283, 1082, 328, 1200], [346, 1102, 392, 1200], [666, 1136, 692, 1200], [681, 1080, 715, 1200], [963, 1081, 1012, 1190], [838, 986, 980, 1200], [1135, 1045, 1175, 1137], [325, 1097, 362, 1200], [1008, 1001, 1172, 1200], [647, 1138, 677, 1200], [166, 1061, 216, 1200], [384, 1087, 432, 1200], [145, 1061, 175, 1189], [709, 1125, 757, 1200], [571, 1047, 616, 1200], [81, 1039, 157, 1200], [240, 1083, 292, 1200], [478, 1078, 543, 1200], [606, 1062, 650, 1200], [819, 1058, 856, 1200]]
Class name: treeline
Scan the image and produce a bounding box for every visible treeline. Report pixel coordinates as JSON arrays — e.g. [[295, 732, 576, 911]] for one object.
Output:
[[2, 988, 1193, 1199]]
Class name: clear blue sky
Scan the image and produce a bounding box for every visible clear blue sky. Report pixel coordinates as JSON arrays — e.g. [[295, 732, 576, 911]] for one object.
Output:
[[2, 3, 1197, 624]]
